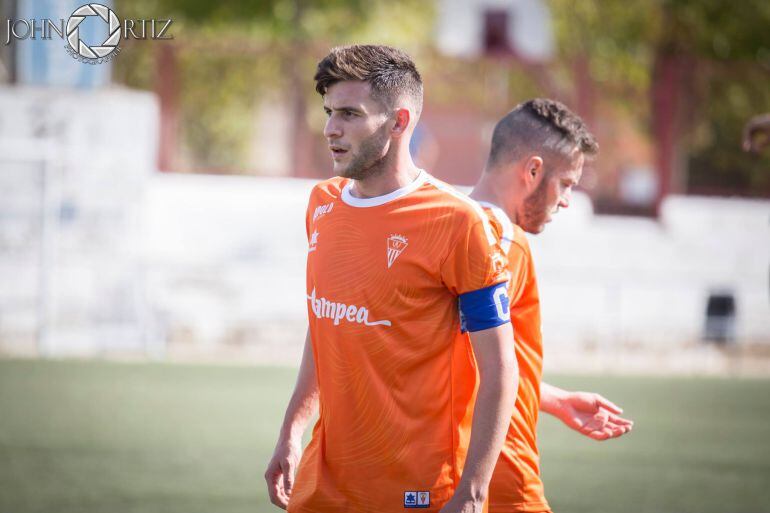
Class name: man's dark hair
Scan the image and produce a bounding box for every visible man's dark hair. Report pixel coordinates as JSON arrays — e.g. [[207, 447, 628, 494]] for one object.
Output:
[[487, 98, 598, 170], [314, 45, 423, 118]]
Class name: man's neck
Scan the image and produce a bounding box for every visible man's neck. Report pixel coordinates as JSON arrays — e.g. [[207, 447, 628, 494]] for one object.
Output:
[[470, 171, 518, 224], [349, 144, 421, 198]]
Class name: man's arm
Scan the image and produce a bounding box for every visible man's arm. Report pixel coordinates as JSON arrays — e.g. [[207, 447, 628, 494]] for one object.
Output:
[[264, 330, 319, 509], [540, 382, 633, 441], [440, 323, 517, 513]]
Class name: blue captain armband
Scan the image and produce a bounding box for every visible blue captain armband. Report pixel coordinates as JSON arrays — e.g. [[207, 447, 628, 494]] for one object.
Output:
[[459, 283, 511, 333]]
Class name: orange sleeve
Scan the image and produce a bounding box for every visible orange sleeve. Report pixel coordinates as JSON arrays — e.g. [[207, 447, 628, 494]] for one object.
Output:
[[305, 187, 317, 242], [440, 218, 510, 297], [506, 243, 530, 305]]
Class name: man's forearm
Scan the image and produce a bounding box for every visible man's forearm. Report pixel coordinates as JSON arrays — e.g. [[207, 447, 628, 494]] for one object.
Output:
[[455, 324, 518, 503], [539, 382, 567, 416], [278, 384, 318, 442], [278, 331, 319, 442]]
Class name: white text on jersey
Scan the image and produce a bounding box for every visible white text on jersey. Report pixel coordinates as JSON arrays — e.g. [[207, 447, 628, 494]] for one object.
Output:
[[313, 202, 334, 222], [307, 288, 392, 327]]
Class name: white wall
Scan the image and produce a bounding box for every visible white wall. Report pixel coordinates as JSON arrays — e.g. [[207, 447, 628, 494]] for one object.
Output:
[[137, 174, 769, 366], [1, 87, 767, 367], [139, 173, 313, 362], [435, 0, 554, 61], [0, 86, 157, 356], [529, 193, 770, 358]]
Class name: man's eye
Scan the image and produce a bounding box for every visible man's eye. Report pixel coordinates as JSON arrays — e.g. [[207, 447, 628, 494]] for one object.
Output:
[[343, 110, 355, 117]]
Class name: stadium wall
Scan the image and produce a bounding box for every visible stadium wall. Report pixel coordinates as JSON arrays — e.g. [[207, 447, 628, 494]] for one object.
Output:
[[0, 86, 767, 373]]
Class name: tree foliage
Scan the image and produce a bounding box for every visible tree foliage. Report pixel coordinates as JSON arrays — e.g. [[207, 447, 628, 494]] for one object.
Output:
[[114, 0, 433, 173], [113, 0, 770, 193], [548, 0, 770, 196]]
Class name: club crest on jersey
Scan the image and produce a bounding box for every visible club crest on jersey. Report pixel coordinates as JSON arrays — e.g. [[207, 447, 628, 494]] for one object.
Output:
[[312, 202, 334, 222], [308, 230, 319, 253], [404, 490, 429, 508], [490, 251, 508, 278], [387, 234, 408, 269]]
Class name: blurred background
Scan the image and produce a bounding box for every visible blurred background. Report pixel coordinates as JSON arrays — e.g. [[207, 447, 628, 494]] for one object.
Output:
[[0, 1, 768, 512]]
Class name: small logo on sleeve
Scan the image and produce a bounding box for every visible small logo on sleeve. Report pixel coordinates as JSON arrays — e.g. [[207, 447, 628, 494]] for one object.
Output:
[[308, 230, 319, 253], [387, 234, 408, 269], [404, 491, 429, 508], [490, 251, 508, 279]]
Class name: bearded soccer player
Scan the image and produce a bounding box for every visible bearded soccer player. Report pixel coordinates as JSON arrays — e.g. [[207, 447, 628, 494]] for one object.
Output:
[[470, 99, 634, 513], [265, 45, 518, 513]]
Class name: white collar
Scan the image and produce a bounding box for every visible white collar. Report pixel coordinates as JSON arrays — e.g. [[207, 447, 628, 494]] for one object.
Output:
[[341, 170, 428, 208], [477, 200, 513, 225]]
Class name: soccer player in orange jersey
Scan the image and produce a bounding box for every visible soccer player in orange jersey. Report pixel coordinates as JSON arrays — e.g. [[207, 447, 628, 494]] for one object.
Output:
[[265, 45, 519, 513], [470, 99, 634, 513]]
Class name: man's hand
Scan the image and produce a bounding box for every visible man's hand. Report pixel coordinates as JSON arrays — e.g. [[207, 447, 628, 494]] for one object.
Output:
[[265, 436, 303, 509], [544, 387, 633, 440], [264, 330, 319, 509]]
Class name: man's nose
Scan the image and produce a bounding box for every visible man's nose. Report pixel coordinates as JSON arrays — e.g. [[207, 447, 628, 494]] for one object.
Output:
[[324, 116, 342, 139]]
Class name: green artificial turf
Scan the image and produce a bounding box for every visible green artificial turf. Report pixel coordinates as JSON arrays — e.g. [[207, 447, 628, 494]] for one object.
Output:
[[0, 359, 768, 513]]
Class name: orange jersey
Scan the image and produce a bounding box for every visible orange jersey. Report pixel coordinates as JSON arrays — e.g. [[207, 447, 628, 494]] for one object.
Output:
[[480, 202, 549, 513], [289, 172, 511, 513]]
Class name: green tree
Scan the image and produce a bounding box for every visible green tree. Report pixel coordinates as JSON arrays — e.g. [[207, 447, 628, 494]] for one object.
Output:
[[548, 0, 770, 200], [114, 0, 433, 174]]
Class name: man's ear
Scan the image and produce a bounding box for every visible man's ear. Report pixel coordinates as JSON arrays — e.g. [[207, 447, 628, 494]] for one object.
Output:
[[520, 155, 545, 192], [523, 156, 544, 188], [392, 108, 411, 137], [524, 155, 543, 183]]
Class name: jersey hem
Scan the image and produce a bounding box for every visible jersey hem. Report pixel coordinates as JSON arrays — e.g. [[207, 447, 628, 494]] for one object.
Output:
[[489, 500, 551, 513]]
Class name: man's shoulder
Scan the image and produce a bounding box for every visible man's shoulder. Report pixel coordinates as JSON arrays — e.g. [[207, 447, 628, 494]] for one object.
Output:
[[479, 203, 531, 258], [312, 176, 347, 195], [308, 176, 346, 205], [509, 224, 531, 255], [420, 174, 490, 226]]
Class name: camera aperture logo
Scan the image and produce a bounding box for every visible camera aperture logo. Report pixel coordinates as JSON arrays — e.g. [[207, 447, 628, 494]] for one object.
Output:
[[65, 4, 121, 62], [4, 3, 173, 65]]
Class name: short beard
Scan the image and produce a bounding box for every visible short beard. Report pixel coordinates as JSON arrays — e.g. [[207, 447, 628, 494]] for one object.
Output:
[[520, 174, 551, 233], [340, 123, 391, 181]]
